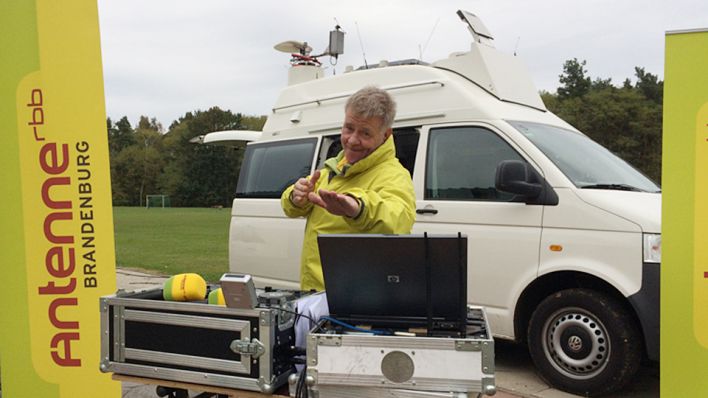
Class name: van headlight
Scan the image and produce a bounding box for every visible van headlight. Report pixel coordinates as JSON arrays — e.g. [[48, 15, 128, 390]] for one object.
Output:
[[643, 233, 661, 263]]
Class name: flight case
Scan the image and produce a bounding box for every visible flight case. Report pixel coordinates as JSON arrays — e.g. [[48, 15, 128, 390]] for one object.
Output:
[[309, 386, 471, 398], [100, 288, 300, 393], [305, 306, 495, 396]]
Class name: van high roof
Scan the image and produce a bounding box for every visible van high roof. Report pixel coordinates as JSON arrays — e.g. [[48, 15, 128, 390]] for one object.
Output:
[[210, 10, 576, 143]]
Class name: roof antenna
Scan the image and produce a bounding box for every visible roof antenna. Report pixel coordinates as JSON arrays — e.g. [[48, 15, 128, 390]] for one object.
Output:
[[420, 17, 440, 61], [514, 36, 520, 56], [355, 21, 368, 69]]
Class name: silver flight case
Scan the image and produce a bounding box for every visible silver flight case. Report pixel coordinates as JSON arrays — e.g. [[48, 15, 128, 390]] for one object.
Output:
[[100, 288, 298, 393], [305, 306, 495, 396]]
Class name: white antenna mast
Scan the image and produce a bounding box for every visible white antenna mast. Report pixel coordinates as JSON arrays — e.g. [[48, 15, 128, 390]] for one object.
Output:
[[355, 21, 368, 69], [420, 17, 440, 60]]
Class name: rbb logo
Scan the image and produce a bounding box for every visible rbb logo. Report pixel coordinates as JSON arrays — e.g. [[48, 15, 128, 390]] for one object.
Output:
[[27, 88, 45, 141]]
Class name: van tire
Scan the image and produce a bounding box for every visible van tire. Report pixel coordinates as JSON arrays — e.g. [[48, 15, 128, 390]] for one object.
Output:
[[527, 288, 641, 397]]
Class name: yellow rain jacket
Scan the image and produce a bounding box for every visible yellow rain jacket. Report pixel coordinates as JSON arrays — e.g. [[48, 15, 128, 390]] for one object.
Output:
[[281, 136, 416, 291]]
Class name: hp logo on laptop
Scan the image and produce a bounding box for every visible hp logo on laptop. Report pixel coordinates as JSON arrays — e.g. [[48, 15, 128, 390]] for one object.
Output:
[[387, 275, 400, 283]]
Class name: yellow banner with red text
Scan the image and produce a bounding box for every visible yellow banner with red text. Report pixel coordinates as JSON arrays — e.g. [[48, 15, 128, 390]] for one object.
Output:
[[0, 1, 119, 396], [662, 28, 708, 396]]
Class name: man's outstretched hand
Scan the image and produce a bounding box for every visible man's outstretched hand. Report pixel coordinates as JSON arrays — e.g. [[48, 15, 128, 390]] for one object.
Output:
[[309, 188, 360, 218], [292, 169, 360, 217]]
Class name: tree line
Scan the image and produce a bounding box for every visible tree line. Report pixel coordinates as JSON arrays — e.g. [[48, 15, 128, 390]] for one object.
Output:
[[107, 108, 265, 207], [107, 59, 662, 207]]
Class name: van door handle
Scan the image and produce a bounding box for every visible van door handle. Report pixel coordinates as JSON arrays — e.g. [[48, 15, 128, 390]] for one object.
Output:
[[416, 208, 438, 215]]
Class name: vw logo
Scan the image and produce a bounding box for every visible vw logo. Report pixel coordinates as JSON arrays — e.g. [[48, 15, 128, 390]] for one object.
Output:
[[567, 335, 583, 352]]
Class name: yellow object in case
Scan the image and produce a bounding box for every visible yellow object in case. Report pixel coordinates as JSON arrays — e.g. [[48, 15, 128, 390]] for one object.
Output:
[[163, 273, 207, 301], [208, 288, 226, 306]]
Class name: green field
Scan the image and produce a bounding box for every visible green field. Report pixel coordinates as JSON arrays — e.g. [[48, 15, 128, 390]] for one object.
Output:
[[113, 207, 231, 282]]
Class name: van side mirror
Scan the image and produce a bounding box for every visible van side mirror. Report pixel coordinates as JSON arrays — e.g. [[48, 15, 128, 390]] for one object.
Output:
[[495, 160, 558, 205]]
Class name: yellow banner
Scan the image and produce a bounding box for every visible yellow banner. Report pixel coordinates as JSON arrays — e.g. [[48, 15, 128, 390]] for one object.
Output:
[[662, 29, 708, 395], [696, 102, 708, 347], [0, 1, 119, 397]]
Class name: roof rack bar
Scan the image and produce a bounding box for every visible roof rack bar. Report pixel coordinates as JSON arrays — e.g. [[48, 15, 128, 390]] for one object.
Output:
[[272, 80, 445, 113], [306, 111, 446, 135]]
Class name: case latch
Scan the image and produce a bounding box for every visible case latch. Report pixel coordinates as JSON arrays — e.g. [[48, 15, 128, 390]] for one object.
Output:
[[455, 340, 482, 351], [230, 338, 266, 358]]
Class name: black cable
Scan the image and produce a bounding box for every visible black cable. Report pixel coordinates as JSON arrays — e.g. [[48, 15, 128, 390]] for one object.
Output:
[[295, 371, 302, 398], [295, 365, 308, 398], [278, 307, 392, 335], [276, 306, 318, 324]]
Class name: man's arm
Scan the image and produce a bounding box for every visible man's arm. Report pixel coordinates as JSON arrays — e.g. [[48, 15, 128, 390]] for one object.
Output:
[[341, 168, 416, 234]]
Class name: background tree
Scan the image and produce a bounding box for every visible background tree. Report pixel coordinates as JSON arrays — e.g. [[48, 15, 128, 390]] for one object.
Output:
[[161, 107, 247, 207], [108, 109, 262, 207], [138, 115, 164, 133], [544, 60, 662, 183], [134, 118, 165, 206], [557, 58, 592, 99], [107, 115, 136, 156], [634, 67, 663, 105], [108, 115, 165, 205], [241, 115, 267, 131], [111, 143, 163, 205]]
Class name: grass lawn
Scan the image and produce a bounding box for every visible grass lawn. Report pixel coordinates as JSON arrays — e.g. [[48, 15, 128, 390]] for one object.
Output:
[[113, 206, 231, 282]]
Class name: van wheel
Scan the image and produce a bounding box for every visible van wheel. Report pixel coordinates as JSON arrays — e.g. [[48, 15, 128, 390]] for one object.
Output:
[[527, 289, 641, 397]]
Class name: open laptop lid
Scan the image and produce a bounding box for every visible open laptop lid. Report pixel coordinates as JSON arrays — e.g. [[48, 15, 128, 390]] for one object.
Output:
[[317, 234, 467, 332]]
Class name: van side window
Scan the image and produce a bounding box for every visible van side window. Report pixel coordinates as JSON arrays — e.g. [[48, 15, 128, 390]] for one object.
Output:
[[235, 138, 317, 198], [317, 135, 343, 168], [317, 128, 420, 177], [426, 126, 523, 201]]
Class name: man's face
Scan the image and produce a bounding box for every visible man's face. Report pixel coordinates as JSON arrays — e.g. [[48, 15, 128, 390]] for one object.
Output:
[[341, 109, 391, 164]]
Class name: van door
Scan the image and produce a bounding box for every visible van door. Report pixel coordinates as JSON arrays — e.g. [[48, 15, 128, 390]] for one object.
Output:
[[230, 137, 319, 289], [412, 123, 543, 338]]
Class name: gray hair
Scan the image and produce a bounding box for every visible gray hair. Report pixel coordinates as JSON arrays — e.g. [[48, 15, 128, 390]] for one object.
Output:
[[345, 86, 396, 131]]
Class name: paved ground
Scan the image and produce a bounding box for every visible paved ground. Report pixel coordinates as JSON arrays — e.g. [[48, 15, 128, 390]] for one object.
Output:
[[114, 269, 658, 398]]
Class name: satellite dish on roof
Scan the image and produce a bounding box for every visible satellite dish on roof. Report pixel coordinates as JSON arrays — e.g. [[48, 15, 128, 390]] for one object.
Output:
[[457, 10, 494, 46], [274, 40, 312, 55]]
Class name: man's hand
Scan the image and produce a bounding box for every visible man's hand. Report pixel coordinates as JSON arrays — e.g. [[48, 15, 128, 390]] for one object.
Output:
[[291, 170, 321, 207], [309, 188, 361, 218]]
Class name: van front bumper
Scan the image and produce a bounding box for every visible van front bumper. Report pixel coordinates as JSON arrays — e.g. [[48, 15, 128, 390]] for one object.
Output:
[[627, 262, 660, 361]]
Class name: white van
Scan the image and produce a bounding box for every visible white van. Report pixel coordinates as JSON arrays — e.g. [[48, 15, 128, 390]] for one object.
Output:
[[210, 11, 660, 396]]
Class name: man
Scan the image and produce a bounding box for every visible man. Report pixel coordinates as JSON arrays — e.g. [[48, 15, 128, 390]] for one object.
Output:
[[281, 86, 416, 291]]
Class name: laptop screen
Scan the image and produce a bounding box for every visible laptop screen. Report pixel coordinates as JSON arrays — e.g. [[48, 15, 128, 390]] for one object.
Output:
[[317, 234, 467, 331]]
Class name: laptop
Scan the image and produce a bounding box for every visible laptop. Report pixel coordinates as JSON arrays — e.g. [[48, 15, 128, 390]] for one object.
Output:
[[317, 233, 467, 336]]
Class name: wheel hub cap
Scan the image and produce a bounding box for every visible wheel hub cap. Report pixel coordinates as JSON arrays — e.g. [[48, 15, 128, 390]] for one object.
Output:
[[543, 309, 610, 379], [567, 335, 583, 352]]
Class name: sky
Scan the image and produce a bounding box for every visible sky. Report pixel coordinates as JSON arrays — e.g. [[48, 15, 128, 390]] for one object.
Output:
[[97, 0, 707, 129]]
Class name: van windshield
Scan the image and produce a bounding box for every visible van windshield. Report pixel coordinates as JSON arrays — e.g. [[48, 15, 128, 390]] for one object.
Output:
[[508, 121, 660, 193]]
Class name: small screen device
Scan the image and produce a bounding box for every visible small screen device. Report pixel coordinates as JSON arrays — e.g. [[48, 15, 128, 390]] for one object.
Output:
[[220, 273, 258, 309]]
